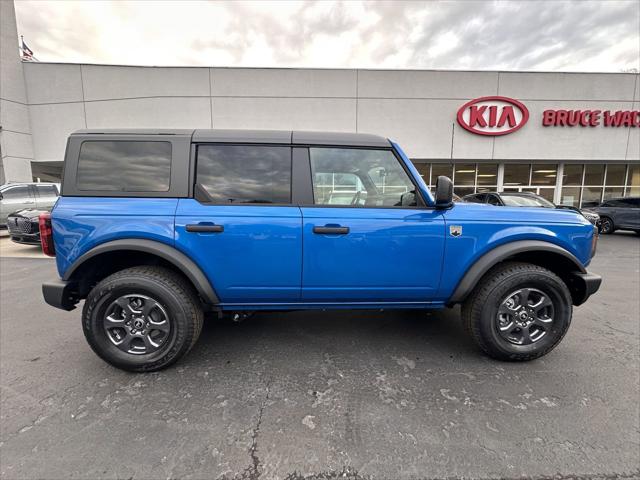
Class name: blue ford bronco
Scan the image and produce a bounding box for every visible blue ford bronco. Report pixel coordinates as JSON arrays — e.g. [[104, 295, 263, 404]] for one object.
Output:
[[41, 129, 601, 372]]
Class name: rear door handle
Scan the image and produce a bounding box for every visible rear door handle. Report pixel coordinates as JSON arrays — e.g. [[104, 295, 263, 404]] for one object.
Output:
[[313, 225, 349, 235], [186, 223, 224, 233]]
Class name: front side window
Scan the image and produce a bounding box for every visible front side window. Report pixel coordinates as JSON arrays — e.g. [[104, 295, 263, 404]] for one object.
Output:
[[1, 186, 31, 200], [77, 141, 171, 192], [487, 194, 502, 205], [309, 148, 417, 207], [196, 145, 291, 204]]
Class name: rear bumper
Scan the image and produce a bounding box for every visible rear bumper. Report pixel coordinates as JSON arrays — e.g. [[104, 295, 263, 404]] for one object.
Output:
[[42, 279, 78, 311], [569, 271, 602, 306]]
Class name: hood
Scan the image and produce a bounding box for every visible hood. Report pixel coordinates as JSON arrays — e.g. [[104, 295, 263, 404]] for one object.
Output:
[[449, 202, 591, 225], [7, 209, 45, 220]]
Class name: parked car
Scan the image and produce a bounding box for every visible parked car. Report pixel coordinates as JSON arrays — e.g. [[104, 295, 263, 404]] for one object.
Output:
[[41, 129, 601, 372], [462, 191, 601, 229], [0, 182, 59, 227], [6, 209, 44, 245], [585, 197, 640, 235]]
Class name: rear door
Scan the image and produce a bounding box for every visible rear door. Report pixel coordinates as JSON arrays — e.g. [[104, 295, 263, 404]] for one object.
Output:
[[617, 198, 640, 229], [33, 184, 59, 210], [300, 147, 445, 303], [175, 144, 302, 304], [597, 199, 626, 226]]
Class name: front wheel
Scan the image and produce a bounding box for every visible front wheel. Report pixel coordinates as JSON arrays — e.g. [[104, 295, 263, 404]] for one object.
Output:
[[599, 216, 615, 234], [462, 262, 572, 361], [82, 266, 203, 372]]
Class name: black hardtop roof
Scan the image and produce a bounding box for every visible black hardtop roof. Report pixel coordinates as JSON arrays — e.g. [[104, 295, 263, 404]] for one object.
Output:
[[71, 129, 390, 148]]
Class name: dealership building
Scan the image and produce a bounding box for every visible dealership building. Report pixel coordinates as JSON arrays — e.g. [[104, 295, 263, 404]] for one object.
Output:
[[1, 1, 638, 207]]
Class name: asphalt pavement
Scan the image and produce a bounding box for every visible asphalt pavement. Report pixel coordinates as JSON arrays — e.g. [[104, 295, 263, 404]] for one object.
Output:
[[0, 233, 639, 480]]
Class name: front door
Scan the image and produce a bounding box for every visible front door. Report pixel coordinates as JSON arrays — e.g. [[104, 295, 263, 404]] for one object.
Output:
[[301, 147, 445, 303], [0, 185, 35, 224], [175, 144, 302, 304]]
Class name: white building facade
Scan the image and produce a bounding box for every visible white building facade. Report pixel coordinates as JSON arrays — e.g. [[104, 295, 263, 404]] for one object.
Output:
[[1, 0, 638, 207]]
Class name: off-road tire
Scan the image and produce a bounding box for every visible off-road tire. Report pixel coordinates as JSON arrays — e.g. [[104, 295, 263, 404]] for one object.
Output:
[[462, 262, 572, 361], [82, 266, 203, 372], [599, 216, 615, 234]]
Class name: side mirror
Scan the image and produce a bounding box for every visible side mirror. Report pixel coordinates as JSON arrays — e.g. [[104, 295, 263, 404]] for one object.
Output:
[[434, 176, 453, 208], [399, 190, 417, 207]]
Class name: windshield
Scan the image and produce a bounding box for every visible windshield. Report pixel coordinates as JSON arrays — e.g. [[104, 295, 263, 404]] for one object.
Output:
[[501, 194, 555, 208]]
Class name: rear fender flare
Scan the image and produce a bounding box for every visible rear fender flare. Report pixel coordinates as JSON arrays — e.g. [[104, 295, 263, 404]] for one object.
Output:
[[63, 239, 219, 305]]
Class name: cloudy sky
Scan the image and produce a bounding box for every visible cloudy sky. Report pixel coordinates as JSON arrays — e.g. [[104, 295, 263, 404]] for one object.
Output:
[[14, 0, 640, 72]]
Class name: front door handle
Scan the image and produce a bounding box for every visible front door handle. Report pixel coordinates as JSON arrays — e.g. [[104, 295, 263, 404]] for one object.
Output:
[[313, 225, 349, 235], [186, 223, 224, 233]]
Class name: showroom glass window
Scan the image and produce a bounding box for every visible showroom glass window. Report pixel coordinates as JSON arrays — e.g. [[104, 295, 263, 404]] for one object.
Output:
[[627, 164, 639, 196], [503, 164, 530, 188], [477, 164, 498, 188], [453, 164, 476, 197], [309, 148, 416, 207], [559, 163, 636, 207], [414, 163, 430, 184], [77, 141, 172, 192], [196, 145, 291, 204], [603, 164, 626, 200], [561, 164, 583, 206], [431, 164, 454, 186]]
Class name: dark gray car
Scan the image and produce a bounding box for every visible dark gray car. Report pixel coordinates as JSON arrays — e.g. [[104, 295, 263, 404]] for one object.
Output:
[[586, 197, 640, 234]]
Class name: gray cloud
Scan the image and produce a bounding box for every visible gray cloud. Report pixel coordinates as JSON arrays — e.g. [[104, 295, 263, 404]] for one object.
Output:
[[14, 0, 640, 71]]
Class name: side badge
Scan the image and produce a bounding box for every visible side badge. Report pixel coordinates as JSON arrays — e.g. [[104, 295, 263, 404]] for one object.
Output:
[[449, 225, 462, 237]]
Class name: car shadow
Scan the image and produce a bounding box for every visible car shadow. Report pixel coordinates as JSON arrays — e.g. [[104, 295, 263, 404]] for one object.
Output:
[[188, 306, 482, 367]]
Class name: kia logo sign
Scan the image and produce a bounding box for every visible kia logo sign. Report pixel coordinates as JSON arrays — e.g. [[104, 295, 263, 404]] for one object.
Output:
[[457, 96, 529, 136]]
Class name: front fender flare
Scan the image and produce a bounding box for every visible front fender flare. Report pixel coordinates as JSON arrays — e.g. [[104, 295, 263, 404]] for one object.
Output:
[[63, 239, 219, 305], [448, 240, 586, 304]]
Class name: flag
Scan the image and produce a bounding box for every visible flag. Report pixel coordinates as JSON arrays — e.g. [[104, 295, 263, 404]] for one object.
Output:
[[21, 36, 33, 60]]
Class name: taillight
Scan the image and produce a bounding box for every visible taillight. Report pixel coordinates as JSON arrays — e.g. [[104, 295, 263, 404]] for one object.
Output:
[[591, 225, 598, 258], [39, 212, 55, 257]]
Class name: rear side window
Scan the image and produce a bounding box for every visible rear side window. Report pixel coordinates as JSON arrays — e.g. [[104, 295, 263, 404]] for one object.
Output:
[[464, 194, 485, 203], [35, 185, 58, 196], [196, 145, 291, 204], [620, 198, 640, 207], [77, 141, 172, 192]]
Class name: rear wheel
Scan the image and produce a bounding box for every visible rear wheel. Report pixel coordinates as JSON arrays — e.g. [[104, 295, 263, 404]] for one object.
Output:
[[599, 216, 615, 234], [462, 262, 572, 361], [82, 266, 203, 372]]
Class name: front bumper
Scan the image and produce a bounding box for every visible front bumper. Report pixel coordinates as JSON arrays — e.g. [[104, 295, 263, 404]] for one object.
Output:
[[42, 279, 78, 311], [568, 271, 602, 306], [10, 233, 40, 245]]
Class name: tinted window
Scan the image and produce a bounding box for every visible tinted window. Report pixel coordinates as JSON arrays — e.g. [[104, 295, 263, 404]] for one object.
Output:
[[35, 185, 58, 196], [464, 194, 484, 203], [487, 194, 502, 205], [620, 198, 640, 207], [77, 141, 171, 192], [1, 186, 31, 200], [310, 148, 417, 207], [196, 145, 291, 204]]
